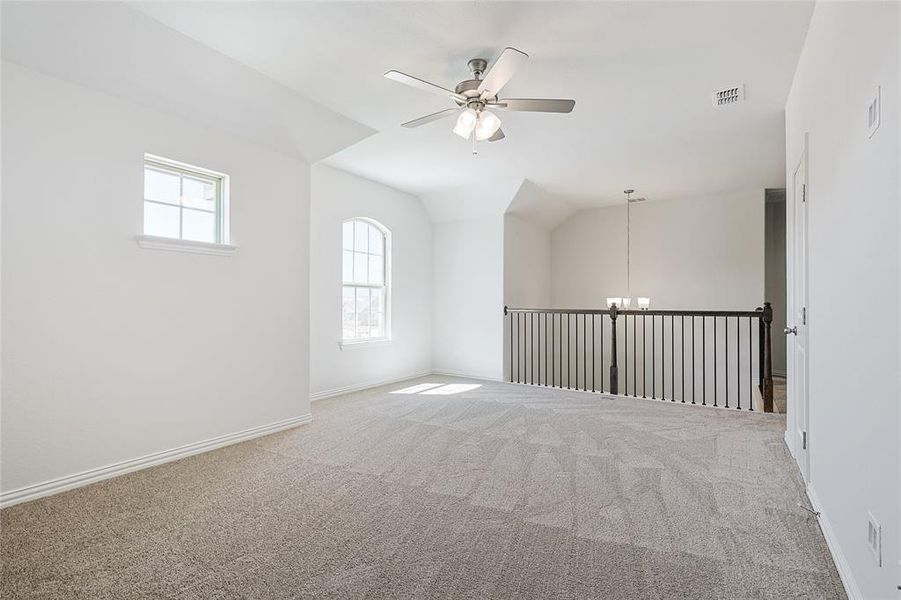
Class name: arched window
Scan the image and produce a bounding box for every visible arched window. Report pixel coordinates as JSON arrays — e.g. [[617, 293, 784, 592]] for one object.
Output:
[[342, 218, 390, 342]]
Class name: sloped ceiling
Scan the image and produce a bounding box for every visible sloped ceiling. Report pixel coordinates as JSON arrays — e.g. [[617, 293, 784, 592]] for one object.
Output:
[[1, 1, 375, 164], [131, 1, 814, 211], [505, 180, 576, 230]]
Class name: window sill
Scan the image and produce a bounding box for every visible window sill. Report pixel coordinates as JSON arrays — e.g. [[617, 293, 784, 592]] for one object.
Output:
[[136, 235, 237, 256], [338, 338, 392, 351]]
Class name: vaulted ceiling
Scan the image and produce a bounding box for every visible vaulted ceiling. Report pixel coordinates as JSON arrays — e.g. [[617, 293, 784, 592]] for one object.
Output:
[[4, 1, 814, 218], [133, 1, 814, 208]]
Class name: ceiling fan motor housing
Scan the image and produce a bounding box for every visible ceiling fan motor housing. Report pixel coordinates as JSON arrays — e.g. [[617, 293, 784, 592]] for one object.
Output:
[[454, 78, 493, 108]]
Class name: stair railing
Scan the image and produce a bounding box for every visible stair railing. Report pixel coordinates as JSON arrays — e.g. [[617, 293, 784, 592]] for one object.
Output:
[[503, 302, 774, 412]]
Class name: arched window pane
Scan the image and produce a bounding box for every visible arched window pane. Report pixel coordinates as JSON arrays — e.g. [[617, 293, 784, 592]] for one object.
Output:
[[353, 252, 368, 284], [342, 221, 354, 251], [369, 255, 383, 285], [342, 218, 389, 342], [354, 221, 369, 253], [342, 251, 353, 283], [369, 227, 383, 255]]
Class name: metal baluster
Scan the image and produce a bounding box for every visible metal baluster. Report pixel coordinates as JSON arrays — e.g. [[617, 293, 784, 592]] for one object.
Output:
[[691, 316, 696, 404], [624, 314, 628, 396], [528, 313, 532, 385], [567, 314, 571, 389], [583, 314, 587, 391], [571, 313, 576, 389], [509, 309, 513, 383], [670, 315, 675, 402], [737, 316, 741, 410], [713, 317, 718, 407], [519, 313, 524, 383], [536, 313, 540, 386], [702, 317, 706, 406], [652, 315, 656, 399], [681, 315, 685, 403], [600, 315, 605, 393], [661, 315, 666, 400], [642, 314, 647, 398], [748, 317, 753, 411], [592, 314, 596, 392], [533, 313, 537, 385], [725, 315, 729, 408], [632, 314, 637, 396], [551, 313, 555, 387], [609, 306, 618, 395]]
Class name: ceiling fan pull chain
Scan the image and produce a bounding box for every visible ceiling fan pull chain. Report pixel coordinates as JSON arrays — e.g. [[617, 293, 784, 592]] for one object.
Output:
[[472, 132, 478, 155]]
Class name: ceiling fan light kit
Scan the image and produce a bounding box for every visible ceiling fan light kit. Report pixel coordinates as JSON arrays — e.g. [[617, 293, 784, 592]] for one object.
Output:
[[385, 47, 575, 151], [453, 108, 478, 138]]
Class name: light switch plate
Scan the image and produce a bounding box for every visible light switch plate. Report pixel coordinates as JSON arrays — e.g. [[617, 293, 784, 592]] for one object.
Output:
[[866, 512, 881, 566], [867, 86, 881, 139]]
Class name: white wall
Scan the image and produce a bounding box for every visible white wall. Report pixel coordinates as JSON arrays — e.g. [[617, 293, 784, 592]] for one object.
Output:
[[503, 214, 552, 383], [503, 214, 552, 309], [551, 189, 765, 310], [784, 3, 899, 598], [432, 217, 504, 380], [1, 63, 311, 497], [310, 165, 432, 397]]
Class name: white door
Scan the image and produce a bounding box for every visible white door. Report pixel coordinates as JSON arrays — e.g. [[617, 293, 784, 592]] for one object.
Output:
[[789, 146, 810, 482]]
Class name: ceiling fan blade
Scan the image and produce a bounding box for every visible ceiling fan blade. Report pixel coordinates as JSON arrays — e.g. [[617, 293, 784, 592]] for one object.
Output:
[[494, 98, 575, 113], [487, 128, 505, 142], [477, 47, 529, 97], [385, 70, 465, 102], [401, 108, 460, 128]]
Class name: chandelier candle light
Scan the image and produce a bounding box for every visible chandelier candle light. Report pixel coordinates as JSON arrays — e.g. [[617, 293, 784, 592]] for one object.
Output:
[[607, 190, 651, 310]]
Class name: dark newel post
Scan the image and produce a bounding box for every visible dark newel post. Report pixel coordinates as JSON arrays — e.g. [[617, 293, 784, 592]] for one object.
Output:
[[504, 306, 511, 383], [757, 307, 764, 396], [609, 304, 619, 395], [762, 302, 774, 413]]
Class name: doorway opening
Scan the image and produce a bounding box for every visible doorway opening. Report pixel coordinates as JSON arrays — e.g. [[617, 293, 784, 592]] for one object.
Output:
[[765, 188, 787, 413]]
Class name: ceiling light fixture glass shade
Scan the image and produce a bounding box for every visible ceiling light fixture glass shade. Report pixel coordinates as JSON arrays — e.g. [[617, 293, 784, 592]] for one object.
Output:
[[474, 110, 502, 141], [453, 108, 478, 139], [606, 297, 622, 309], [620, 297, 632, 310], [637, 297, 651, 310]]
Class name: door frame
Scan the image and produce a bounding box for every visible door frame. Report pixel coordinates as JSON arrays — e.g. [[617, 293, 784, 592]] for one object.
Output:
[[787, 133, 810, 483]]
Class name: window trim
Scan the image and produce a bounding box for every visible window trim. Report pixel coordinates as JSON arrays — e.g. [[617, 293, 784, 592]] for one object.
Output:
[[339, 217, 392, 347], [140, 154, 231, 249], [135, 234, 237, 256]]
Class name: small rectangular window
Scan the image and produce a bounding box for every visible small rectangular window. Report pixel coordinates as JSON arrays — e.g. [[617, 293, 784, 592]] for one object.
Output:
[[143, 155, 228, 244]]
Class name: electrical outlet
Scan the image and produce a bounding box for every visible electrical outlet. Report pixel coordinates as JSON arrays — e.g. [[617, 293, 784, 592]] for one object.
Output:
[[866, 512, 882, 566], [867, 86, 881, 138]]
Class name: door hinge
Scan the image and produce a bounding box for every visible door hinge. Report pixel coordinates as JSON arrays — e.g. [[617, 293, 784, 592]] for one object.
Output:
[[802, 184, 807, 202], [802, 431, 808, 450], [802, 306, 807, 325]]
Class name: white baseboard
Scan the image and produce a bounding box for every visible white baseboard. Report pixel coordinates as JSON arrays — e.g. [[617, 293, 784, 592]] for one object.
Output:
[[783, 429, 795, 458], [430, 368, 505, 382], [310, 370, 433, 402], [805, 484, 863, 600], [0, 413, 312, 509]]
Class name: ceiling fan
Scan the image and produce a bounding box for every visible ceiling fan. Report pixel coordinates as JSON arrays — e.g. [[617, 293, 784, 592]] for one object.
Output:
[[384, 47, 575, 146]]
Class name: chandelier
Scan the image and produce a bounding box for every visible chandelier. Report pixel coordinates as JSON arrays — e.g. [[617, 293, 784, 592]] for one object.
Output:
[[607, 189, 651, 310]]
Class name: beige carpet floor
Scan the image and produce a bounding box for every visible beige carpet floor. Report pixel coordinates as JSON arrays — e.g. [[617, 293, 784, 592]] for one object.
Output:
[[2, 376, 844, 599]]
